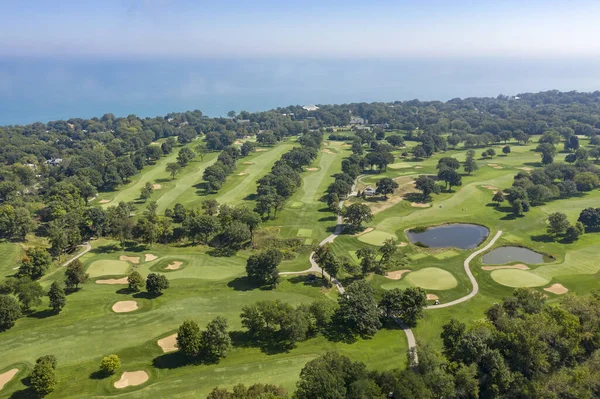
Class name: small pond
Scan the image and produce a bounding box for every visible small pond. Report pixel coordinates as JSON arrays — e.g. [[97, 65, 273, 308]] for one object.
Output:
[[406, 224, 489, 249], [481, 246, 546, 265]]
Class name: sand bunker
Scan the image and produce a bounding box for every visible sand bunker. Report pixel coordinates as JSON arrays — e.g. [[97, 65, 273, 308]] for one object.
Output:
[[427, 294, 439, 301], [166, 261, 183, 270], [487, 163, 498, 167], [243, 162, 254, 165], [237, 172, 248, 176], [353, 227, 374, 237], [99, 200, 111, 204], [234, 140, 243, 145], [114, 371, 149, 389], [385, 270, 411, 280], [152, 184, 161, 190], [145, 254, 158, 262], [481, 264, 529, 271], [0, 368, 19, 391], [398, 242, 408, 247], [306, 168, 319, 171], [544, 283, 568, 295], [493, 166, 504, 169], [322, 149, 335, 154], [255, 148, 268, 152], [96, 277, 129, 285], [518, 167, 533, 171], [482, 185, 498, 191], [157, 333, 178, 353], [414, 166, 423, 169], [120, 256, 140, 264], [411, 202, 431, 208], [112, 301, 138, 313]]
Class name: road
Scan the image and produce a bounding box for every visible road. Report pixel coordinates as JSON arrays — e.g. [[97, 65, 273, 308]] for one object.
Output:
[[61, 242, 92, 267]]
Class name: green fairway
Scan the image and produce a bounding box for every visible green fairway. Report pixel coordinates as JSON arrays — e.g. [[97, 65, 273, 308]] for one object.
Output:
[[297, 228, 313, 238], [357, 230, 397, 246], [433, 250, 460, 260], [0, 242, 21, 280], [86, 260, 131, 277], [490, 269, 550, 287], [408, 253, 429, 261], [388, 162, 412, 169], [290, 201, 304, 209], [405, 267, 458, 290]]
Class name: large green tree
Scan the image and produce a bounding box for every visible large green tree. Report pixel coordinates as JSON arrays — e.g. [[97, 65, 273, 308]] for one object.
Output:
[[335, 280, 381, 338], [245, 249, 282, 288]]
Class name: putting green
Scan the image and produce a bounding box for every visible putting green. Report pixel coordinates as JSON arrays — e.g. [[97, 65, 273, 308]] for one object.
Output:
[[297, 228, 313, 238], [357, 231, 397, 246], [433, 250, 460, 260], [408, 253, 429, 261], [87, 260, 131, 278], [289, 202, 304, 209], [388, 162, 412, 170], [405, 267, 458, 290], [490, 269, 550, 288], [304, 238, 313, 245]]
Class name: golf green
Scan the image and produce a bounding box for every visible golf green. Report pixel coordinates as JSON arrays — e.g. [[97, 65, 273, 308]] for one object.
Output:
[[408, 253, 429, 261], [297, 229, 313, 238], [357, 231, 397, 246], [490, 269, 551, 288], [433, 250, 460, 260], [87, 260, 131, 277], [405, 267, 458, 290]]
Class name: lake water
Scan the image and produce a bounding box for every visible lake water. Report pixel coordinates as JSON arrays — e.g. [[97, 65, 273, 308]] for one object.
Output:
[[481, 246, 546, 265], [406, 223, 489, 249], [2, 56, 600, 125]]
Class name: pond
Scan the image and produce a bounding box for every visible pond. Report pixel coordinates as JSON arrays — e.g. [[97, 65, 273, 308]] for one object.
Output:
[[406, 224, 489, 249], [481, 246, 546, 265]]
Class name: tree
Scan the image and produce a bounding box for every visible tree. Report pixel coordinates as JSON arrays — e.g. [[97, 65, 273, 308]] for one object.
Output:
[[335, 280, 382, 338], [437, 168, 462, 191], [18, 247, 52, 280], [0, 204, 35, 240], [146, 273, 170, 295], [486, 148, 496, 158], [415, 175, 441, 200], [296, 352, 365, 399], [379, 287, 427, 326], [177, 147, 195, 166], [14, 277, 44, 311], [166, 162, 182, 179], [413, 145, 427, 159], [30, 356, 57, 396], [578, 207, 600, 229], [502, 145, 511, 155], [565, 135, 580, 152], [492, 190, 504, 206], [378, 238, 398, 272], [245, 249, 282, 288], [464, 150, 479, 175], [437, 157, 461, 171], [100, 354, 121, 375], [355, 247, 378, 275], [547, 212, 570, 236], [140, 181, 153, 200], [202, 199, 220, 216], [227, 110, 237, 119], [342, 203, 373, 229], [127, 271, 144, 292], [574, 172, 599, 192], [177, 320, 202, 359], [48, 281, 66, 313], [65, 259, 89, 290], [0, 294, 21, 331], [375, 178, 399, 199], [200, 316, 232, 362], [512, 199, 524, 216], [351, 139, 364, 155]]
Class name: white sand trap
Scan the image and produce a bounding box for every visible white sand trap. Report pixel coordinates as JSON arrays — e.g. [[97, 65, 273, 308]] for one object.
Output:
[[114, 371, 149, 389], [353, 227, 374, 237], [411, 202, 431, 208], [157, 333, 178, 353], [145, 254, 158, 262], [152, 184, 161, 190], [0, 369, 19, 391], [487, 163, 498, 167], [321, 149, 335, 154], [386, 270, 411, 280], [99, 200, 111, 204], [112, 301, 138, 313], [427, 294, 439, 301], [306, 168, 319, 171], [243, 162, 254, 165], [255, 148, 268, 152], [96, 277, 129, 285], [518, 167, 533, 171], [544, 283, 568, 295], [493, 166, 504, 169], [398, 242, 408, 247], [237, 172, 248, 176], [166, 261, 183, 270], [482, 263, 530, 271], [120, 256, 140, 264], [414, 166, 423, 169]]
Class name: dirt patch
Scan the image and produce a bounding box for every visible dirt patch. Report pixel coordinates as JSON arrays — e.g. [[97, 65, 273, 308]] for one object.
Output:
[[255, 148, 268, 152], [243, 162, 254, 165], [166, 261, 183, 270], [518, 167, 533, 171], [481, 264, 529, 271], [114, 371, 149, 389], [145, 254, 158, 262], [386, 270, 411, 280], [411, 202, 431, 208], [0, 369, 19, 391], [482, 185, 498, 191], [493, 166, 504, 169], [120, 256, 140, 264], [544, 283, 568, 295], [157, 333, 178, 353], [353, 227, 374, 237], [112, 301, 138, 313], [398, 242, 408, 247], [237, 172, 248, 176], [99, 200, 111, 204], [152, 184, 161, 190], [321, 149, 335, 155], [427, 294, 439, 301], [487, 163, 498, 167], [96, 277, 129, 285], [306, 168, 319, 171]]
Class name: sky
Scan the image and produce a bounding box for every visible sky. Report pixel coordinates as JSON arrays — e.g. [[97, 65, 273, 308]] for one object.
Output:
[[2, 0, 600, 59]]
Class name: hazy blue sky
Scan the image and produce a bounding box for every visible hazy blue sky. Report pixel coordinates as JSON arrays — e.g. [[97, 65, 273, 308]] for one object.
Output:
[[2, 0, 599, 58]]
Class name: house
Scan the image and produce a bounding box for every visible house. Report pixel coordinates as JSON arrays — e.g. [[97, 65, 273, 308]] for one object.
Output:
[[302, 105, 319, 111], [364, 187, 376, 196], [350, 117, 367, 126], [45, 158, 63, 166]]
